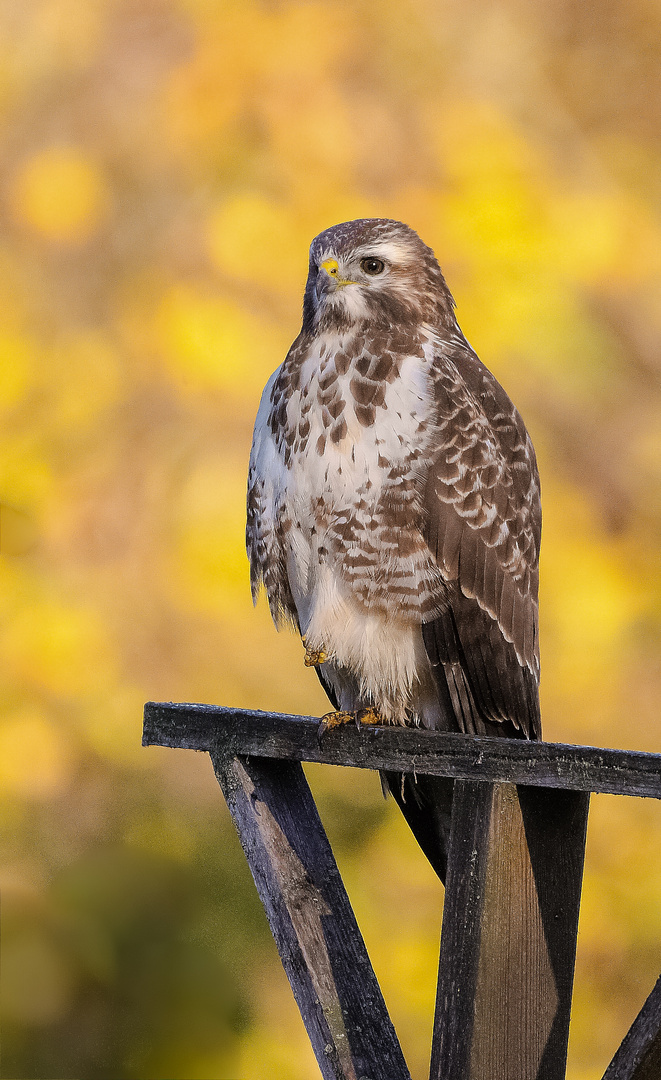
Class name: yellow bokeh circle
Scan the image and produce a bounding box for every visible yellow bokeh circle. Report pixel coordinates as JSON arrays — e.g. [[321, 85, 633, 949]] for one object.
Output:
[[12, 147, 109, 244]]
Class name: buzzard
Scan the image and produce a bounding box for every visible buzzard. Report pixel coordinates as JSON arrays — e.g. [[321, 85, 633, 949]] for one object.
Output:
[[246, 218, 541, 880]]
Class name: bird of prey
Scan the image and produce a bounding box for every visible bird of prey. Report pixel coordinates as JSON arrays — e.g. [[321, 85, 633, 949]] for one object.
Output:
[[246, 218, 541, 881]]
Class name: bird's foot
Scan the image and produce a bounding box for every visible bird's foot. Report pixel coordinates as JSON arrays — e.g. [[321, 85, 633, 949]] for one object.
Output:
[[317, 707, 385, 739], [304, 645, 328, 667], [354, 706, 385, 726], [318, 710, 353, 734], [302, 636, 328, 667]]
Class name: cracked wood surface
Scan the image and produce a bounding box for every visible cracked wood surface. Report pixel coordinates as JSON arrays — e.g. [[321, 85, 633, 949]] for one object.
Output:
[[210, 748, 411, 1080]]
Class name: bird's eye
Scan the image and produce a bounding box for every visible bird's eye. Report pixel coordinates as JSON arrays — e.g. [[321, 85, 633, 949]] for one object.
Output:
[[360, 257, 385, 276]]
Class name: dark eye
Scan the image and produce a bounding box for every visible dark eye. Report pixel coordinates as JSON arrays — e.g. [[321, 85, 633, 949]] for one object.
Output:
[[360, 257, 385, 276]]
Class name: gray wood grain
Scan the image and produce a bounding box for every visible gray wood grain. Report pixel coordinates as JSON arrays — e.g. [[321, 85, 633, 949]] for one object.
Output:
[[210, 747, 411, 1080], [144, 703, 661, 799]]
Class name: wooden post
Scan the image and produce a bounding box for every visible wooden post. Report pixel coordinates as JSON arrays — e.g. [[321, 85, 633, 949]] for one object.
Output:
[[602, 975, 661, 1080], [430, 780, 590, 1080], [210, 746, 411, 1080]]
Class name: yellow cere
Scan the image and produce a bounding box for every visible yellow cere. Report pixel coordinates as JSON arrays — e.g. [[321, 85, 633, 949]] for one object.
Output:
[[320, 256, 355, 287], [320, 257, 340, 275]]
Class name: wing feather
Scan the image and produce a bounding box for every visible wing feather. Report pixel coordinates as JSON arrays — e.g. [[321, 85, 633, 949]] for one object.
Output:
[[440, 509, 463, 578], [422, 341, 541, 739], [480, 549, 500, 619]]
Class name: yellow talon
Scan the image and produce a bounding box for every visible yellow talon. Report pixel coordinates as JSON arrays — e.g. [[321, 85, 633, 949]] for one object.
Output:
[[355, 707, 385, 726], [318, 710, 354, 736]]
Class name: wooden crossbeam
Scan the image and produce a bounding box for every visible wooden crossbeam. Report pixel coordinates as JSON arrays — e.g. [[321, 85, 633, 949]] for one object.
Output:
[[143, 703, 661, 799]]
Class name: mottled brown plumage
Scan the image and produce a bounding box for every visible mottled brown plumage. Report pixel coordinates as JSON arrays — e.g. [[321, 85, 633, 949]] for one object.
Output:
[[247, 218, 541, 879]]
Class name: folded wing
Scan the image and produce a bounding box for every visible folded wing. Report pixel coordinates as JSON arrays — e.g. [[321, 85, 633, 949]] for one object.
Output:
[[422, 344, 542, 740]]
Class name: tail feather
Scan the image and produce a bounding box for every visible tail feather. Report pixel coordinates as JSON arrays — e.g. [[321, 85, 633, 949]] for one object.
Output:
[[381, 771, 455, 884]]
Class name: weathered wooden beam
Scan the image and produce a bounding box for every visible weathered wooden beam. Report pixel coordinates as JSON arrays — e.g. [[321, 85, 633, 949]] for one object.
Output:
[[430, 781, 590, 1080], [602, 974, 661, 1080], [143, 703, 661, 799], [210, 746, 411, 1080]]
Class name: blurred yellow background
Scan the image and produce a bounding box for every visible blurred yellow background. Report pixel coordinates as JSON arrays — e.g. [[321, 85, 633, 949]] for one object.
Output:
[[1, 1, 660, 1078]]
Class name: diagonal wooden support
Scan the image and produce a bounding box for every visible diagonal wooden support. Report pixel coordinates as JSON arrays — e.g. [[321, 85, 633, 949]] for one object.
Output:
[[430, 781, 590, 1080], [210, 744, 411, 1080], [602, 974, 661, 1080]]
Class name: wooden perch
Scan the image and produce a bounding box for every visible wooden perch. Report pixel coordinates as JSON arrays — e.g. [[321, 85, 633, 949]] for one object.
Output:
[[143, 701, 661, 1080], [143, 702, 661, 799]]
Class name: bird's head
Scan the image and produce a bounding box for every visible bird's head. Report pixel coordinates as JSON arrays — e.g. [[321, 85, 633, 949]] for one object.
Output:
[[302, 218, 456, 334]]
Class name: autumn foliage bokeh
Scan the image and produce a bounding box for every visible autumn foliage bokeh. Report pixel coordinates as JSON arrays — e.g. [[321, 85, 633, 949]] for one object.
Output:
[[2, 2, 661, 1078]]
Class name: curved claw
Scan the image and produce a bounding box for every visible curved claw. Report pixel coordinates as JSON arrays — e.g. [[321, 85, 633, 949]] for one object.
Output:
[[317, 710, 354, 742]]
